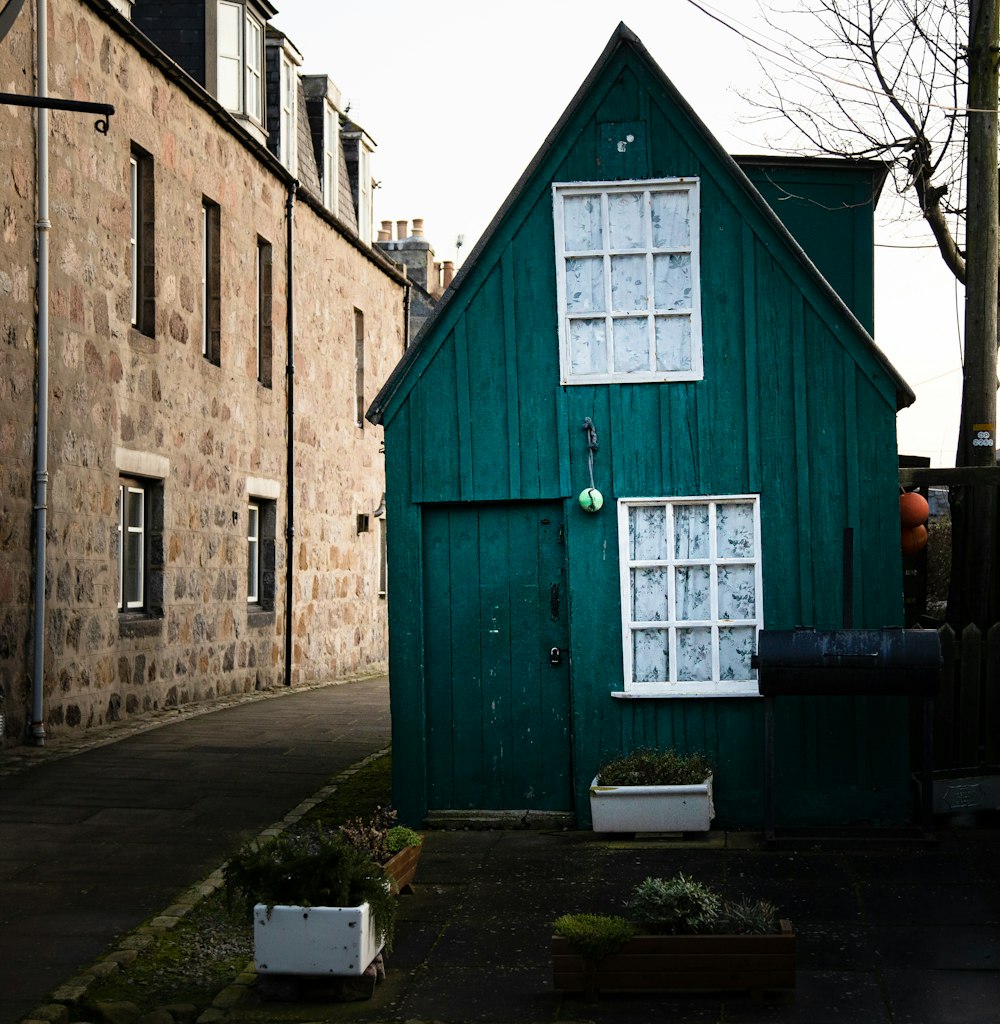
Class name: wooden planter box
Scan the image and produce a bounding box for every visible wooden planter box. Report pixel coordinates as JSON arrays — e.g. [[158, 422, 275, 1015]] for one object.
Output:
[[590, 775, 715, 833], [552, 920, 795, 998], [382, 842, 421, 893]]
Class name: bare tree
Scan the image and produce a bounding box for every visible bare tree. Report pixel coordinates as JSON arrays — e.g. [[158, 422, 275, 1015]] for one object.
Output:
[[749, 1, 970, 285], [747, 1, 1000, 627]]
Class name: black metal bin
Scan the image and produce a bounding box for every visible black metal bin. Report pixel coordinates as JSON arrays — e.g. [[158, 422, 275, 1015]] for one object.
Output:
[[752, 628, 943, 840], [752, 628, 942, 697]]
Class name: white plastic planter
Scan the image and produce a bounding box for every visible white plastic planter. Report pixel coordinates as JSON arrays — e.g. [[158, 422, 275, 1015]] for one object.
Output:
[[589, 774, 715, 833], [253, 902, 383, 976]]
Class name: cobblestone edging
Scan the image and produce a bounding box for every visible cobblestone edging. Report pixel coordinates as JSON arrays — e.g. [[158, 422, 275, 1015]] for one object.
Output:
[[18, 745, 392, 1024]]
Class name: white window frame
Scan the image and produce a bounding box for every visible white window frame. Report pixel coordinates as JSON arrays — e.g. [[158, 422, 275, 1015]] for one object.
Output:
[[118, 480, 146, 611], [129, 156, 139, 326], [247, 502, 260, 604], [217, 1, 263, 124], [244, 10, 263, 123], [279, 50, 297, 172], [617, 495, 763, 698], [553, 178, 703, 385], [323, 99, 339, 213], [357, 141, 373, 244], [201, 203, 208, 356]]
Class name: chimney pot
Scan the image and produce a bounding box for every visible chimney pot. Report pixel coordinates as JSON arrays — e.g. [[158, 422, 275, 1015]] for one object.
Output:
[[411, 218, 425, 238], [380, 220, 393, 239], [396, 219, 408, 241], [377, 229, 391, 242], [442, 260, 455, 287]]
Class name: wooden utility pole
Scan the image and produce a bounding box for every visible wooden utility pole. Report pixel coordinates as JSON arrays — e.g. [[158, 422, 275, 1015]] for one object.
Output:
[[960, 0, 999, 468], [951, 0, 1000, 626]]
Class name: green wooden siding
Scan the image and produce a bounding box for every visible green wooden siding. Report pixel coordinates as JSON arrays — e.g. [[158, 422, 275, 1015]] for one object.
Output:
[[382, 35, 909, 828]]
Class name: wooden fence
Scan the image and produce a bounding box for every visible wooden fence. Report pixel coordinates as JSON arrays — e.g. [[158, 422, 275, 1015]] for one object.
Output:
[[917, 623, 1000, 772]]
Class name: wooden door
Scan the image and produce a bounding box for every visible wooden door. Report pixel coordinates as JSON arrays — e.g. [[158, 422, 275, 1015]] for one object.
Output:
[[422, 502, 572, 811]]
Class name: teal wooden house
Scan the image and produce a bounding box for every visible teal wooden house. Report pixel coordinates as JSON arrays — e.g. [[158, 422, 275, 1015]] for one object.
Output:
[[368, 25, 916, 828]]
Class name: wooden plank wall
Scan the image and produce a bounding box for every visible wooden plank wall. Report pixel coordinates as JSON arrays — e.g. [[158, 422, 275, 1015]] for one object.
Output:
[[385, 47, 910, 827]]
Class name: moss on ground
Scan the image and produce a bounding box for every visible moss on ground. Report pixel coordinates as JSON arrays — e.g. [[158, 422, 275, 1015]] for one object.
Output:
[[78, 751, 393, 1017]]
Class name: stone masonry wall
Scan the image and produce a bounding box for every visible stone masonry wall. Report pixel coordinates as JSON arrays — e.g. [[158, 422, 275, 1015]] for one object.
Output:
[[0, 0, 403, 741]]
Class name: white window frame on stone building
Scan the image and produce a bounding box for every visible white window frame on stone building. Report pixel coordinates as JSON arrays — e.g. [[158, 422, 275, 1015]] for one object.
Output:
[[216, 1, 265, 126], [279, 47, 298, 173], [357, 139, 373, 245], [129, 144, 155, 337], [115, 449, 168, 634], [616, 495, 762, 698], [323, 98, 339, 214], [553, 178, 703, 385], [247, 502, 260, 604], [246, 478, 279, 623], [202, 198, 221, 365]]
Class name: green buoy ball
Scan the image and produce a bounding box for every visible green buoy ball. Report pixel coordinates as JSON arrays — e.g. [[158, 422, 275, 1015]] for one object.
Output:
[[579, 487, 604, 513]]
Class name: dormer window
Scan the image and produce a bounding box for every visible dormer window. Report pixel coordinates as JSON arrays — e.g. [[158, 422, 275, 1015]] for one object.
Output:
[[322, 100, 339, 214], [357, 138, 374, 244], [217, 1, 265, 126], [279, 49, 298, 172]]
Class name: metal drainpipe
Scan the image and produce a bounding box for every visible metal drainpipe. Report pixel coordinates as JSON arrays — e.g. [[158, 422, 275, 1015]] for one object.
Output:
[[30, 0, 50, 744], [283, 181, 297, 687]]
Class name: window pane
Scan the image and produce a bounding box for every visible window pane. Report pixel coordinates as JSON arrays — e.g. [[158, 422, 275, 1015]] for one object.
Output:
[[565, 257, 604, 313], [607, 191, 644, 249], [653, 253, 692, 310], [718, 565, 756, 620], [674, 504, 710, 559], [719, 626, 756, 680], [126, 489, 143, 530], [563, 194, 602, 251], [568, 319, 608, 375], [217, 2, 242, 110], [675, 565, 711, 621], [632, 568, 667, 621], [610, 254, 647, 311], [633, 628, 668, 683], [245, 16, 263, 121], [651, 190, 690, 247], [124, 533, 142, 605], [654, 317, 692, 372], [676, 627, 713, 681], [717, 502, 756, 558], [611, 317, 648, 373], [629, 505, 667, 560]]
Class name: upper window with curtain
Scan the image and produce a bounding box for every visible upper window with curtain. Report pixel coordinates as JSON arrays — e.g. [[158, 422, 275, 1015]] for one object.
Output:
[[552, 179, 702, 384]]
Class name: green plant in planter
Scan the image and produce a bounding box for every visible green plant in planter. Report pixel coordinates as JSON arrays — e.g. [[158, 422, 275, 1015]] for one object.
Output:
[[223, 828, 397, 949], [596, 748, 712, 786], [626, 873, 779, 936], [386, 825, 423, 855], [553, 914, 636, 959]]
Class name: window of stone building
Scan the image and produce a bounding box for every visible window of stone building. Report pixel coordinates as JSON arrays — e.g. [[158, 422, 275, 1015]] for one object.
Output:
[[129, 144, 155, 336], [377, 513, 387, 599], [357, 141, 373, 245], [323, 99, 339, 214], [279, 50, 297, 173], [256, 238, 272, 387], [202, 198, 221, 365], [217, 1, 264, 126], [247, 496, 276, 621], [117, 475, 164, 624], [354, 308, 365, 428]]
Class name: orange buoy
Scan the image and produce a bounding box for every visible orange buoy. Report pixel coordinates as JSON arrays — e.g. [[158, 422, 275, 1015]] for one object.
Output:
[[901, 524, 929, 555], [900, 491, 930, 528]]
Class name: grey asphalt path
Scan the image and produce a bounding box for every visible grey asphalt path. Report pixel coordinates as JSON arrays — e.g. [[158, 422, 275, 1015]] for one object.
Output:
[[0, 676, 390, 1024]]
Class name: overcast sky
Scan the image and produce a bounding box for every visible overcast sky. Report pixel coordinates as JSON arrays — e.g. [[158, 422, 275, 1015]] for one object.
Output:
[[273, 0, 968, 466]]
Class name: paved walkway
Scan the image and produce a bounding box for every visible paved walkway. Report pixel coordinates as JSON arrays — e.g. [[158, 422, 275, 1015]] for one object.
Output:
[[229, 826, 1000, 1024], [0, 677, 391, 1024]]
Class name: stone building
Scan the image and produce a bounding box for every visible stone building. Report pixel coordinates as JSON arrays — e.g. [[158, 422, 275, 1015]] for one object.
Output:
[[0, 0, 408, 744]]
